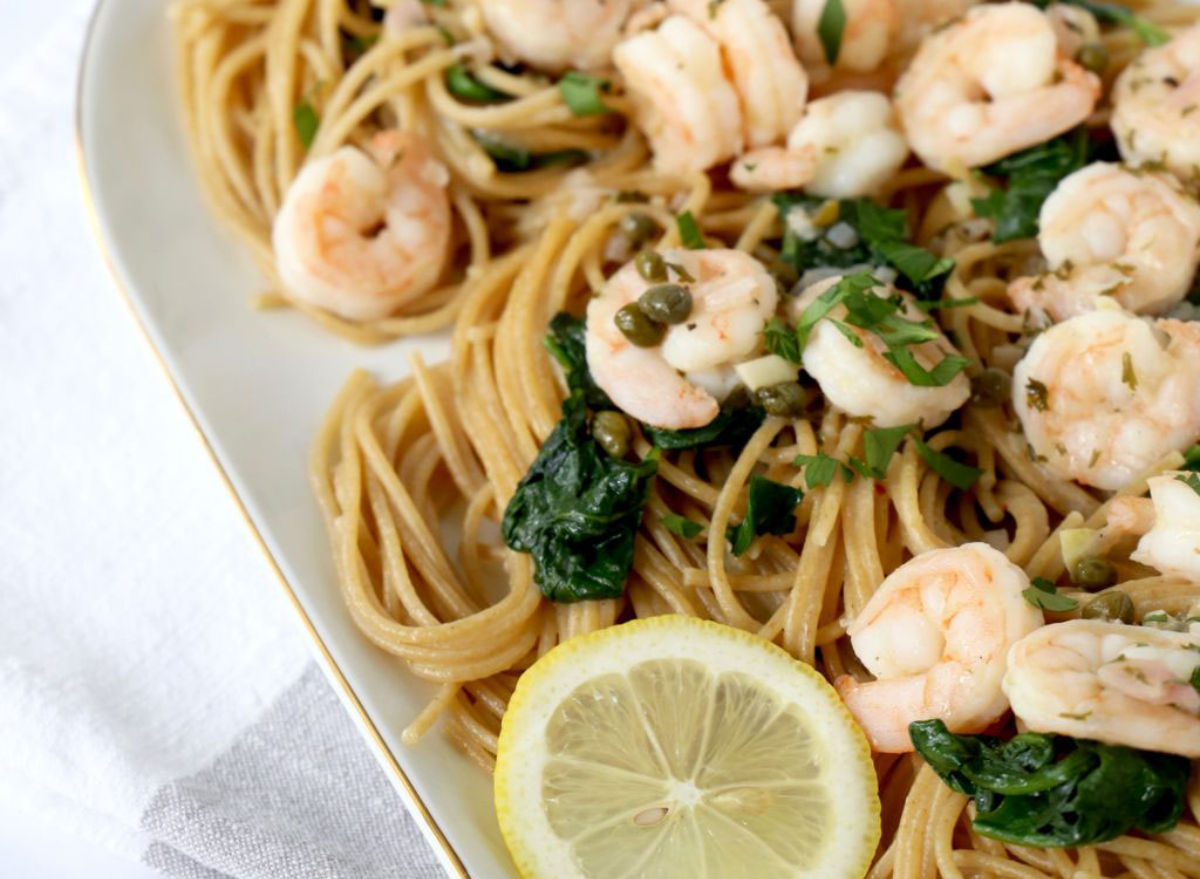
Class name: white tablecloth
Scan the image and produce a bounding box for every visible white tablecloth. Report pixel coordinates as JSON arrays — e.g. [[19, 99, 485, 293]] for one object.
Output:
[[0, 1, 444, 875]]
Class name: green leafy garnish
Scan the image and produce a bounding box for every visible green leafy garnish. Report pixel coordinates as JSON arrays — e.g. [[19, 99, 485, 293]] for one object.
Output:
[[1184, 444, 1200, 471], [292, 99, 319, 150], [883, 347, 970, 387], [643, 408, 766, 450], [502, 392, 658, 602], [859, 424, 914, 478], [772, 195, 955, 301], [817, 0, 847, 64], [1121, 352, 1138, 391], [794, 452, 854, 489], [445, 64, 509, 102], [472, 131, 588, 172], [1023, 577, 1080, 612], [558, 71, 612, 116], [909, 720, 1189, 847], [764, 318, 802, 364], [972, 128, 1093, 243], [1032, 0, 1170, 45], [794, 271, 877, 349], [1175, 471, 1200, 496], [677, 211, 706, 249], [727, 475, 804, 556], [662, 513, 703, 540], [1190, 665, 1200, 696], [915, 439, 982, 490], [544, 312, 614, 410]]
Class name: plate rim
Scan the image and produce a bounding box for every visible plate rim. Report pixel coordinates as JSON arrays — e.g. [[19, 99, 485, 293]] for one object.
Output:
[[73, 2, 472, 876]]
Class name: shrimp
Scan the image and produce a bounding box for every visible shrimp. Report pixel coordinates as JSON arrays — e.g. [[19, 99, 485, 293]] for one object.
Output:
[[1003, 620, 1200, 758], [668, 0, 809, 149], [585, 248, 777, 430], [1106, 474, 1200, 583], [612, 16, 744, 176], [1112, 25, 1200, 184], [732, 91, 909, 196], [476, 0, 641, 72], [1007, 163, 1200, 322], [789, 276, 970, 428], [1012, 306, 1200, 491], [894, 2, 1100, 172], [835, 543, 1044, 753], [272, 130, 451, 323]]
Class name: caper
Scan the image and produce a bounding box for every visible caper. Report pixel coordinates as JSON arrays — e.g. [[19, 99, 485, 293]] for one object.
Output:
[[1081, 590, 1135, 624], [971, 367, 1012, 408], [635, 250, 667, 283], [638, 284, 693, 325], [614, 303, 665, 347], [755, 381, 807, 417], [618, 212, 659, 249], [1076, 42, 1109, 76], [1070, 555, 1117, 591], [592, 410, 631, 458]]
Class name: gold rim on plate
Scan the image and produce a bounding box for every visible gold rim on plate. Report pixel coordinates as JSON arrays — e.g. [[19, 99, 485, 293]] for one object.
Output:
[[72, 2, 471, 875]]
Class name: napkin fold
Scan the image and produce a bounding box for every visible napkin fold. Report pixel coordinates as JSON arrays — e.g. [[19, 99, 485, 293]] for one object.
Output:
[[1, 2, 445, 876]]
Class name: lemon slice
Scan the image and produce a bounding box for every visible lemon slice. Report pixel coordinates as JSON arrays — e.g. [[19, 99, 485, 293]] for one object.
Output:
[[494, 615, 881, 879]]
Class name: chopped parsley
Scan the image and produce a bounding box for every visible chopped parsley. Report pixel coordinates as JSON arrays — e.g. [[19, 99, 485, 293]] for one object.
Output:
[[1022, 577, 1080, 612], [794, 452, 855, 489], [676, 211, 706, 249], [661, 513, 703, 540], [817, 0, 847, 64], [727, 475, 804, 556], [915, 439, 983, 490], [558, 71, 612, 116], [1025, 378, 1050, 412]]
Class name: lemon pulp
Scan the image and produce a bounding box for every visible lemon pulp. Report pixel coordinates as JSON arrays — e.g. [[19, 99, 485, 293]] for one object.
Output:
[[494, 616, 880, 879]]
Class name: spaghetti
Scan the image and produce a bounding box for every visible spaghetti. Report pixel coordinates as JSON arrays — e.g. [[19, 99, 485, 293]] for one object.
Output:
[[176, 0, 1200, 876]]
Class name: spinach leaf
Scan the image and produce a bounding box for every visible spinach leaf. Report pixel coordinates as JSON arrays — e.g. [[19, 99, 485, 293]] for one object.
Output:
[[643, 407, 766, 450], [910, 720, 1189, 847], [1031, 0, 1170, 45], [727, 475, 804, 556], [972, 128, 1093, 243], [772, 195, 954, 300], [502, 392, 658, 602], [662, 513, 703, 540], [544, 312, 613, 410], [558, 71, 611, 116]]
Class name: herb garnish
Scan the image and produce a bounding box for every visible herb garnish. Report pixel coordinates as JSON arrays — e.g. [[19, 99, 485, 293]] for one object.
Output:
[[472, 131, 587, 172], [794, 452, 854, 488], [910, 720, 1189, 847], [1025, 378, 1050, 412], [764, 318, 802, 364], [915, 439, 983, 490], [558, 71, 612, 116], [1175, 471, 1200, 496], [445, 64, 509, 102], [1033, 0, 1170, 46], [727, 475, 804, 556], [817, 0, 847, 64], [292, 99, 319, 150], [1022, 577, 1079, 612], [677, 211, 706, 249]]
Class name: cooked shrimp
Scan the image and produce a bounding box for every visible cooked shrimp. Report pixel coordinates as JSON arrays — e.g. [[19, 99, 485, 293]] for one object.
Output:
[[894, 2, 1100, 172], [789, 276, 970, 428], [476, 0, 641, 72], [612, 16, 744, 176], [1112, 25, 1200, 183], [585, 248, 777, 429], [835, 543, 1044, 753], [793, 0, 896, 77], [733, 91, 909, 196], [1008, 163, 1200, 322], [1107, 474, 1200, 583], [1012, 306, 1200, 491], [272, 130, 451, 323], [1004, 620, 1200, 758], [668, 0, 808, 149]]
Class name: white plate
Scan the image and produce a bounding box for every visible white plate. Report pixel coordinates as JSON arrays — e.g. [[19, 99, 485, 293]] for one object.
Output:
[[76, 1, 510, 876]]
